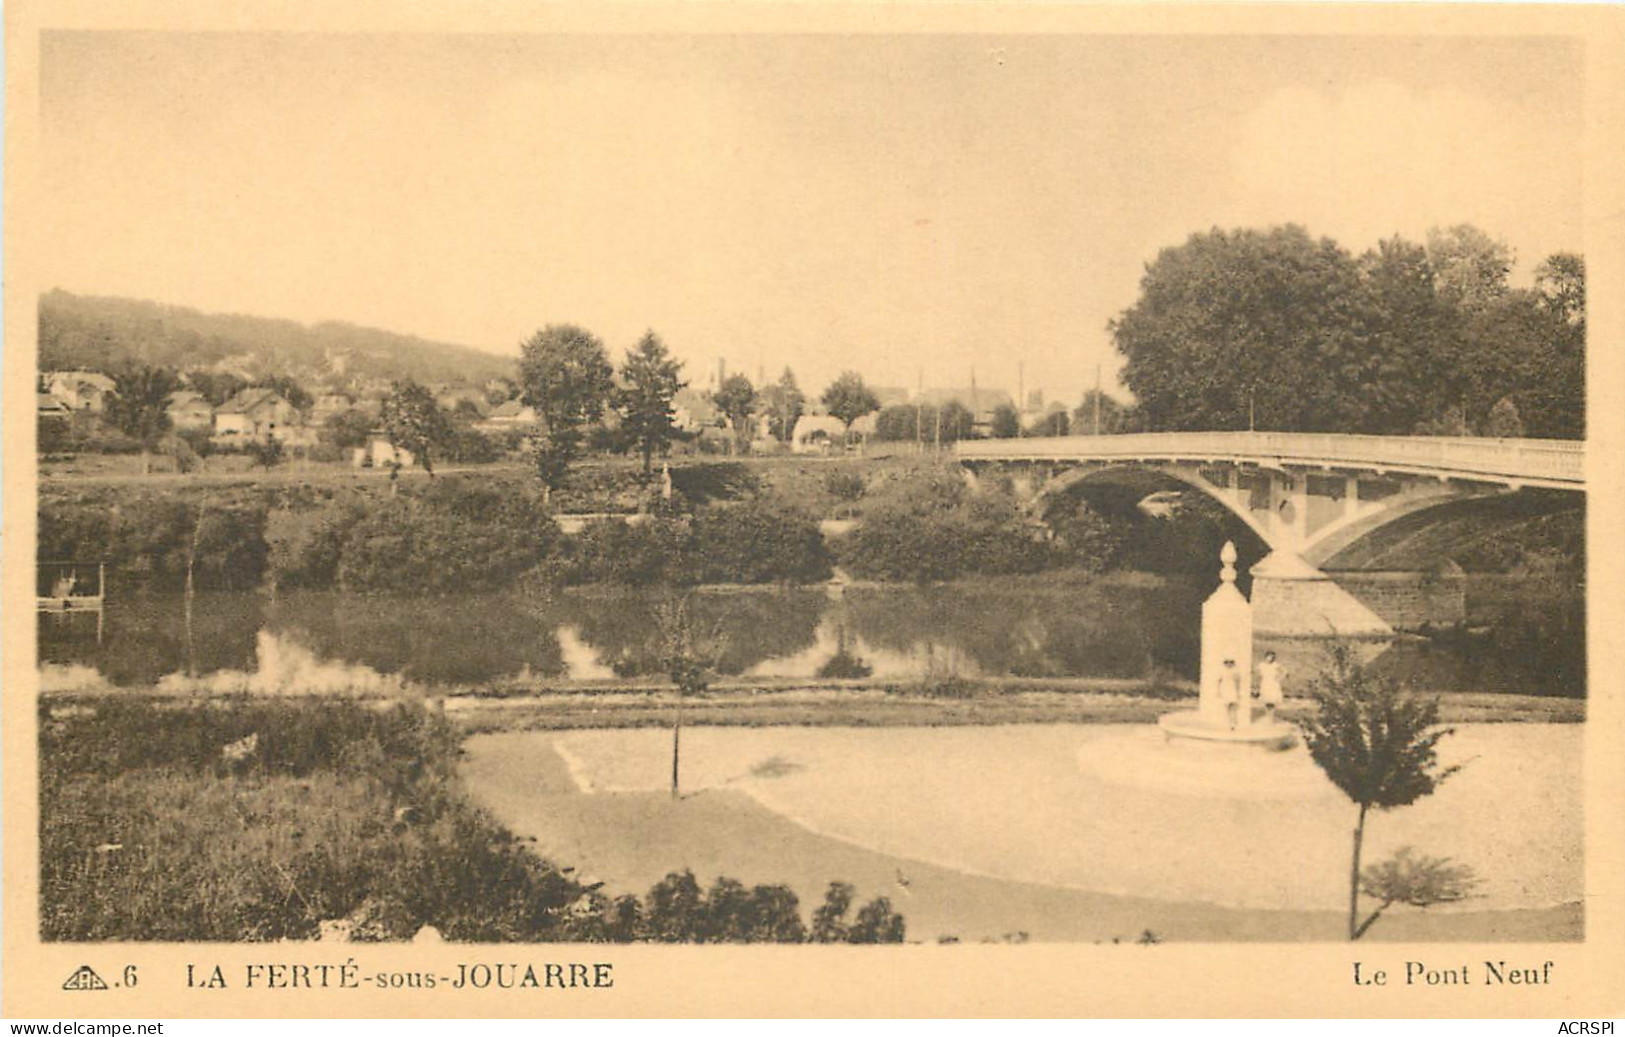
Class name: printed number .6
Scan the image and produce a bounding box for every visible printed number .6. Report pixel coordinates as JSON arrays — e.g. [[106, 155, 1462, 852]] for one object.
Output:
[[124, 965, 138, 988]]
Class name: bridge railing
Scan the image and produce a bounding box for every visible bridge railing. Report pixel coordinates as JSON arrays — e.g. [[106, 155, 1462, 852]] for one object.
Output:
[[954, 431, 1584, 485]]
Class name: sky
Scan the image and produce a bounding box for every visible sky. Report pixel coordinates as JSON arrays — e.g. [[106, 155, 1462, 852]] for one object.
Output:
[[38, 32, 1584, 403]]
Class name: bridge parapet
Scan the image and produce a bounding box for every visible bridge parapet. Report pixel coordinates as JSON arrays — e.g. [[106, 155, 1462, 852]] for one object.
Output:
[[955, 431, 1584, 488]]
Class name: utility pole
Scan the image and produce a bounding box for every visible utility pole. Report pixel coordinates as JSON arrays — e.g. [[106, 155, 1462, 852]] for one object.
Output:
[[970, 366, 978, 432], [916, 367, 924, 455], [1248, 386, 1256, 432], [1093, 363, 1102, 436]]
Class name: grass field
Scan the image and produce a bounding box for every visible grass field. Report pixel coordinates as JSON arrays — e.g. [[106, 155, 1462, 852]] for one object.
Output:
[[39, 697, 606, 941]]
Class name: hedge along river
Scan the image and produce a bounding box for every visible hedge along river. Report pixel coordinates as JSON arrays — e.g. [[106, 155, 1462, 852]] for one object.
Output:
[[34, 573, 1564, 696]]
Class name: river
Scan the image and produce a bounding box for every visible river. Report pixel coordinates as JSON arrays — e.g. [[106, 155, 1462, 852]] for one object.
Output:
[[36, 574, 1567, 695]]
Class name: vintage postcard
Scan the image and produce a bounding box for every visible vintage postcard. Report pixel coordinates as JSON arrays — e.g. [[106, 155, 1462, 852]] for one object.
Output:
[[4, 0, 1623, 1020]]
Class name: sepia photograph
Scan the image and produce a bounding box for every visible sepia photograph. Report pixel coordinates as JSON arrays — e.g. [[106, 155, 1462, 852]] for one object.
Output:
[[4, 1, 1622, 1021]]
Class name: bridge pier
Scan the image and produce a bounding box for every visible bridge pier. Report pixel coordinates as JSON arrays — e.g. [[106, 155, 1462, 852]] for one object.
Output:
[[1248, 551, 1393, 639]]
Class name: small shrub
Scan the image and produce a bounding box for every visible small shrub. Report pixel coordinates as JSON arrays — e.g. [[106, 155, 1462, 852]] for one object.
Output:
[[246, 438, 285, 469], [686, 499, 833, 584], [668, 463, 761, 506], [1355, 847, 1479, 939], [444, 427, 501, 465], [1299, 644, 1463, 940], [823, 470, 867, 503], [837, 482, 1050, 582], [265, 500, 367, 590], [564, 517, 688, 587], [336, 481, 562, 593], [816, 648, 873, 680]]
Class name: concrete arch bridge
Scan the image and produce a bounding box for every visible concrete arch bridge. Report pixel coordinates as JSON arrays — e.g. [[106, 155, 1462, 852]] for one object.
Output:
[[955, 432, 1585, 637]]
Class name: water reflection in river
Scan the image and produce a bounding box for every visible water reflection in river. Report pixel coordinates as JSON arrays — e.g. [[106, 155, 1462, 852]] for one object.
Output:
[[38, 579, 1203, 688], [37, 577, 1551, 694]]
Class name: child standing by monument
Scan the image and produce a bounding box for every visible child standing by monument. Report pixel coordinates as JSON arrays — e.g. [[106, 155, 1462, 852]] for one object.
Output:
[[1257, 650, 1284, 722]]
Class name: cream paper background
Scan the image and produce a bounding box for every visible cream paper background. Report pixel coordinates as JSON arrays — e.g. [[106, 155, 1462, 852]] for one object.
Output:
[[4, 0, 1623, 1019]]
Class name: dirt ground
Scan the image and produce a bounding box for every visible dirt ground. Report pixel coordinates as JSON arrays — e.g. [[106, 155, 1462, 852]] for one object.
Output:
[[460, 722, 1583, 944]]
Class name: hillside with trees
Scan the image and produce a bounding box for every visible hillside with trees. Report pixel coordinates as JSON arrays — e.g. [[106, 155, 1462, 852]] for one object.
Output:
[[38, 290, 515, 387]]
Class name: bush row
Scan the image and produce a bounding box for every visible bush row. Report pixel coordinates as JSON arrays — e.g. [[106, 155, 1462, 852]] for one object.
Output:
[[829, 465, 1127, 582], [40, 477, 830, 594]]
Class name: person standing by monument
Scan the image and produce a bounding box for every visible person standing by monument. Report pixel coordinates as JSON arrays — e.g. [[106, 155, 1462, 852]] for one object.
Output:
[[1257, 650, 1284, 723]]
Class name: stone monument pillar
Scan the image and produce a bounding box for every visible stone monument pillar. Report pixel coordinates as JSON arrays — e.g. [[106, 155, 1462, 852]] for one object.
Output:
[[1158, 540, 1296, 748], [1199, 541, 1253, 730]]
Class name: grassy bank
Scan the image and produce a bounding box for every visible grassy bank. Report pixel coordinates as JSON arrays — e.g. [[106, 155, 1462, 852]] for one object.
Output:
[[39, 696, 905, 943], [442, 682, 1583, 735]]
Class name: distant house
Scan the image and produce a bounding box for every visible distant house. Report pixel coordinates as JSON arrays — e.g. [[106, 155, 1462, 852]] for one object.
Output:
[[790, 414, 848, 454], [46, 371, 116, 413], [166, 391, 215, 431], [672, 388, 720, 432], [919, 387, 1015, 430], [213, 388, 303, 443], [356, 436, 414, 470], [475, 399, 538, 432]]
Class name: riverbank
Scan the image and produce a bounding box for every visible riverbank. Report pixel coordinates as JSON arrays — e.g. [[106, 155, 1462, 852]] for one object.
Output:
[[40, 676, 1585, 730], [444, 683, 1584, 731]]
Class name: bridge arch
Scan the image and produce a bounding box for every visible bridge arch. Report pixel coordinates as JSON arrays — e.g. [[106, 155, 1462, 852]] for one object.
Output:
[[972, 455, 1535, 568], [1029, 462, 1274, 548]]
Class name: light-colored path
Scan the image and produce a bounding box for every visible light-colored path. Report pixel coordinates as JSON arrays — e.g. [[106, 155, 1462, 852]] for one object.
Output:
[[461, 724, 1583, 943]]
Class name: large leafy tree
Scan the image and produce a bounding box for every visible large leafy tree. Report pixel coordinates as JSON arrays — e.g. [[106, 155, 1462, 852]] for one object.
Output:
[[820, 371, 880, 439], [1352, 237, 1465, 434], [759, 367, 806, 443], [518, 324, 616, 498], [380, 379, 453, 479], [1535, 252, 1585, 328], [989, 403, 1021, 438], [873, 403, 923, 442], [1425, 224, 1513, 312], [1299, 647, 1462, 940], [935, 400, 975, 444], [712, 374, 758, 453], [105, 364, 182, 473], [618, 330, 686, 473], [1526, 252, 1586, 438], [321, 408, 375, 451], [1456, 289, 1584, 439], [1112, 226, 1374, 433], [1112, 224, 1583, 438]]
